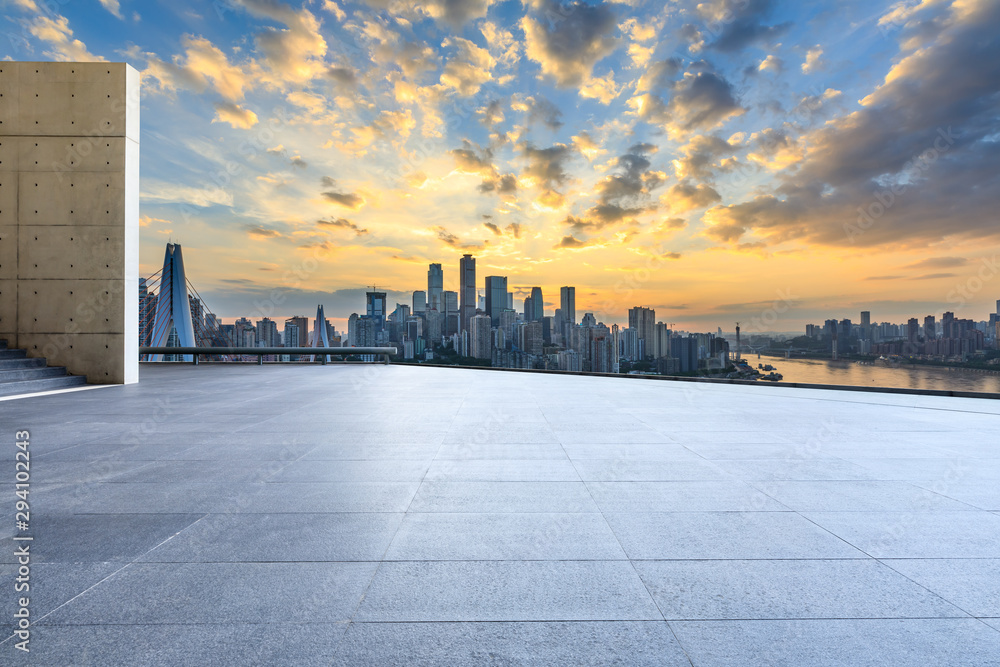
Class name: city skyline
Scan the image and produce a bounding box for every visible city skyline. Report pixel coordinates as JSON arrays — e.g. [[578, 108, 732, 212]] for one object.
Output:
[[3, 0, 998, 330]]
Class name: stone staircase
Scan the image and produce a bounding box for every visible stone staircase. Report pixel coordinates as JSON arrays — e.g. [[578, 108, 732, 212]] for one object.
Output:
[[0, 340, 88, 397]]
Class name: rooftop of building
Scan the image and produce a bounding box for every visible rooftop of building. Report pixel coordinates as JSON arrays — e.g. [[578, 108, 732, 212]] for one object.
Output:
[[3, 364, 1000, 665]]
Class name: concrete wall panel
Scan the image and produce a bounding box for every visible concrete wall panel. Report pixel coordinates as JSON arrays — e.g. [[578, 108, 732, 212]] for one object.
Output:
[[18, 333, 127, 383], [0, 136, 16, 171], [17, 137, 125, 173], [18, 173, 125, 227], [0, 62, 138, 384], [0, 278, 15, 340], [0, 225, 15, 280], [0, 64, 20, 135], [16, 280, 124, 335], [0, 173, 14, 225], [18, 225, 124, 280]]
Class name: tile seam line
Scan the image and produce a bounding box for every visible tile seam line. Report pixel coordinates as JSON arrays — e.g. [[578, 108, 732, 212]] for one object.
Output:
[[338, 392, 460, 630], [541, 408, 696, 667], [0, 511, 212, 648]]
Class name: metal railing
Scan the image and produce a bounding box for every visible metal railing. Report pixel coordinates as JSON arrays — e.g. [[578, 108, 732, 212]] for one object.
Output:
[[140, 346, 397, 365]]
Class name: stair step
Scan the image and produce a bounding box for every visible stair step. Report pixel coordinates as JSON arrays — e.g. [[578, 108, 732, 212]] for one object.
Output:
[[0, 357, 46, 370], [0, 349, 28, 359], [0, 375, 88, 397], [0, 366, 69, 382]]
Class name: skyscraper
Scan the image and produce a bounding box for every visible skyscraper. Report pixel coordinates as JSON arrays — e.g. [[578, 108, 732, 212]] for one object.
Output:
[[530, 287, 543, 321], [470, 313, 493, 360], [485, 276, 508, 325], [907, 318, 920, 343], [256, 317, 279, 347], [560, 286, 576, 328], [443, 290, 459, 336], [628, 306, 656, 357], [285, 316, 309, 347], [942, 311, 955, 338], [367, 290, 387, 332], [500, 309, 518, 348], [412, 290, 427, 314], [283, 323, 299, 348], [653, 322, 672, 358], [427, 263, 444, 311], [460, 254, 476, 333], [923, 315, 936, 340], [860, 311, 871, 339]]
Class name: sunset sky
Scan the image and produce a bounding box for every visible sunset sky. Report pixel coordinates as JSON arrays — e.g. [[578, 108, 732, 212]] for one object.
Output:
[[4, 0, 999, 332]]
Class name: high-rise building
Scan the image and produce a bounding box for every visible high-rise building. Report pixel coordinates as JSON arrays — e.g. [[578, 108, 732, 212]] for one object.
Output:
[[443, 290, 459, 337], [942, 311, 955, 338], [367, 290, 387, 331], [234, 318, 256, 348], [412, 290, 427, 314], [530, 287, 544, 321], [590, 335, 613, 373], [425, 310, 444, 343], [907, 318, 920, 343], [500, 308, 518, 348], [621, 328, 642, 361], [653, 322, 672, 358], [460, 254, 476, 333], [923, 315, 936, 340], [346, 313, 359, 347], [518, 321, 544, 355], [427, 263, 444, 311], [628, 306, 656, 357], [485, 276, 508, 325], [560, 286, 576, 328], [283, 323, 299, 348], [356, 317, 377, 347], [285, 316, 309, 347], [470, 313, 493, 360], [671, 335, 699, 373], [256, 317, 279, 347], [860, 311, 871, 339]]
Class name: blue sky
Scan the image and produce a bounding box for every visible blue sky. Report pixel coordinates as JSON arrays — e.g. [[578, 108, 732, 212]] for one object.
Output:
[[4, 0, 999, 330]]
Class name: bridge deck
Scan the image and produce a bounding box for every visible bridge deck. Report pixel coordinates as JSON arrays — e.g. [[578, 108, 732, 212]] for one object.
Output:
[[3, 364, 1000, 665]]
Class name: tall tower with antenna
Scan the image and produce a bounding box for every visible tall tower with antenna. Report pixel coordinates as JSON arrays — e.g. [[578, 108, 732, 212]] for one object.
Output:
[[735, 322, 741, 361]]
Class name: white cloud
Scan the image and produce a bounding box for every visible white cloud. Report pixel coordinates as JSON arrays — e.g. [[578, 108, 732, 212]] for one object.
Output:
[[212, 102, 259, 129], [98, 0, 123, 19], [802, 46, 824, 73], [28, 15, 106, 62]]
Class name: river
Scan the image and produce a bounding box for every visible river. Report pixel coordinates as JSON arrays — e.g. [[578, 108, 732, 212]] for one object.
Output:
[[751, 356, 1000, 394]]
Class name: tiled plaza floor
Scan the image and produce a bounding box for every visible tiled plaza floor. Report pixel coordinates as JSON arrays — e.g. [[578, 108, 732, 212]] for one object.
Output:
[[2, 364, 999, 665]]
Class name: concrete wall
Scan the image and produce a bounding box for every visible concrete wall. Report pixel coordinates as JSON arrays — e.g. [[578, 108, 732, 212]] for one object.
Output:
[[0, 62, 139, 384]]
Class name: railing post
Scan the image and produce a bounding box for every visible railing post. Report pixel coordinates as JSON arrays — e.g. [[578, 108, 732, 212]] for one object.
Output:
[[383, 354, 390, 365], [258, 354, 263, 366], [322, 355, 327, 365], [193, 355, 198, 366]]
